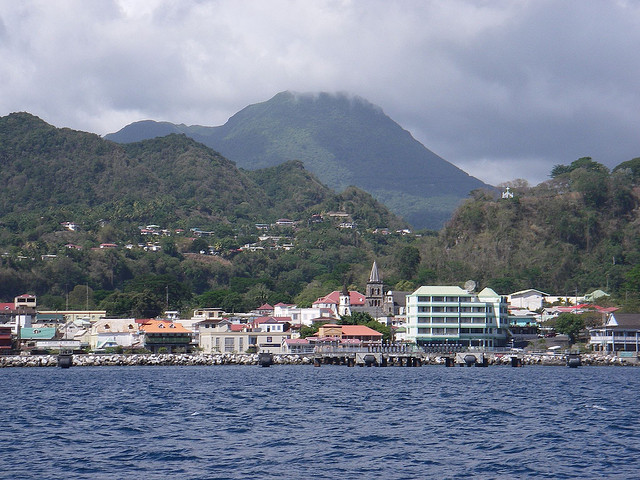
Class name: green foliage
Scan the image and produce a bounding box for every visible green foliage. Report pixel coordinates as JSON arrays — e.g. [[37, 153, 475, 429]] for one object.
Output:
[[553, 313, 585, 344], [107, 91, 490, 229], [299, 324, 320, 339], [394, 246, 421, 279]]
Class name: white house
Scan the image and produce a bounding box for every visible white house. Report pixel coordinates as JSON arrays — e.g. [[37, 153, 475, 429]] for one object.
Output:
[[507, 289, 549, 311]]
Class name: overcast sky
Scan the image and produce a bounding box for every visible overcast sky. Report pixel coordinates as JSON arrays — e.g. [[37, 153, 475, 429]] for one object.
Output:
[[1, 0, 639, 186]]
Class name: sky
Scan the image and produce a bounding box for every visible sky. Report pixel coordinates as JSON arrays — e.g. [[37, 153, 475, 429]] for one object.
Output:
[[1, 0, 640, 186]]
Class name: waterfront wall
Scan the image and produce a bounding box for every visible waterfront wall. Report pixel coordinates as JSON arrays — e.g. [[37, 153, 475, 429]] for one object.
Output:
[[0, 351, 637, 367]]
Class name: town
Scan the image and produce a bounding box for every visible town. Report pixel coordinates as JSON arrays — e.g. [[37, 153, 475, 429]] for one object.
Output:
[[1, 260, 637, 367]]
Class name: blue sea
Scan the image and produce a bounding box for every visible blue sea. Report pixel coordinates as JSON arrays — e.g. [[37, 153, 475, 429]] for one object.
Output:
[[0, 364, 638, 480]]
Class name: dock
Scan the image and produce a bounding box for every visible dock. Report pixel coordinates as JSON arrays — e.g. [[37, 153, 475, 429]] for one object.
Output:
[[313, 345, 427, 367], [312, 346, 527, 367]]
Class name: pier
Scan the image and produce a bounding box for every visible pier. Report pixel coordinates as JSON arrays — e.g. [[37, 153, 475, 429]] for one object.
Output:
[[313, 345, 427, 367]]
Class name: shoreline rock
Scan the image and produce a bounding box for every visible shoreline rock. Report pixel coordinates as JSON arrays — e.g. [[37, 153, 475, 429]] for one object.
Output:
[[0, 352, 637, 367]]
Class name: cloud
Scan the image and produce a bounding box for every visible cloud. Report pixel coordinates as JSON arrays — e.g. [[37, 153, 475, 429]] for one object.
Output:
[[0, 0, 639, 186]]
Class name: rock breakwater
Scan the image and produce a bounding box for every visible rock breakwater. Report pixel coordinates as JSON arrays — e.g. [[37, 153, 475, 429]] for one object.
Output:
[[0, 352, 636, 368], [0, 353, 314, 368]]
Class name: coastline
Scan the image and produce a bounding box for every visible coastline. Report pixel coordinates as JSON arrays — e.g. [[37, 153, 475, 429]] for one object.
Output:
[[0, 352, 636, 367]]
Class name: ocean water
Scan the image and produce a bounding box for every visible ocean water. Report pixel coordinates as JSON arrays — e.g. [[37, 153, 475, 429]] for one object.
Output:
[[0, 364, 638, 480]]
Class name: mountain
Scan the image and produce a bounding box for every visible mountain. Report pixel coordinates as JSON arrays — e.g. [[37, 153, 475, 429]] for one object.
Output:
[[0, 112, 405, 231], [106, 91, 493, 229], [0, 112, 414, 307]]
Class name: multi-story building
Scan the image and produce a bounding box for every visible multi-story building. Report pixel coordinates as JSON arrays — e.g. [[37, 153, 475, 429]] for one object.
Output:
[[405, 286, 509, 348]]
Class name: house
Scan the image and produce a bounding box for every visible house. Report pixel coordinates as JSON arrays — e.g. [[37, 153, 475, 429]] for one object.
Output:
[[507, 289, 549, 311], [589, 313, 640, 353], [315, 324, 383, 346], [19, 327, 57, 349], [313, 290, 366, 313], [38, 310, 106, 324], [272, 303, 337, 326], [199, 325, 292, 354], [275, 218, 294, 226], [405, 286, 510, 348], [0, 296, 36, 335], [139, 320, 192, 353], [61, 221, 78, 231], [90, 318, 141, 351], [15, 294, 36, 309], [256, 303, 274, 315], [251, 316, 292, 333]]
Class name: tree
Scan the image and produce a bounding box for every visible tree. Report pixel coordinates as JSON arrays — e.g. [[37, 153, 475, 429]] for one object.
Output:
[[395, 245, 421, 279], [554, 313, 585, 344]]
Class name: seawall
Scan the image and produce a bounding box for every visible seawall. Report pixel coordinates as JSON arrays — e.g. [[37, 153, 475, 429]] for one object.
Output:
[[0, 352, 636, 367]]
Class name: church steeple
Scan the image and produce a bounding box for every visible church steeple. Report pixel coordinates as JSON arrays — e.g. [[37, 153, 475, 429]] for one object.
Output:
[[366, 261, 384, 310], [338, 283, 351, 317], [369, 261, 380, 283]]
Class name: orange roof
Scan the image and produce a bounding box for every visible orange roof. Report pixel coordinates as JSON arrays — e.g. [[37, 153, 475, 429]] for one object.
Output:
[[139, 320, 190, 334], [340, 325, 383, 337]]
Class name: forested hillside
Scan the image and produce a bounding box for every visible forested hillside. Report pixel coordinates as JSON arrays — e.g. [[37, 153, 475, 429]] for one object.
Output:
[[415, 157, 640, 308], [2, 113, 640, 317], [106, 91, 492, 228], [0, 113, 414, 316]]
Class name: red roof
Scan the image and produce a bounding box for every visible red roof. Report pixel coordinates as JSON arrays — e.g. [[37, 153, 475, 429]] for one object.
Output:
[[257, 303, 274, 310], [285, 338, 310, 345], [313, 290, 366, 306]]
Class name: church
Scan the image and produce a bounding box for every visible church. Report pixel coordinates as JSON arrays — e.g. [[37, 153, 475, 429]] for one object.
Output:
[[313, 262, 407, 320]]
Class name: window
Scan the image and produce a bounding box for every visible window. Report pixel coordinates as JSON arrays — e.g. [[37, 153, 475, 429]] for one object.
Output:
[[224, 338, 234, 352]]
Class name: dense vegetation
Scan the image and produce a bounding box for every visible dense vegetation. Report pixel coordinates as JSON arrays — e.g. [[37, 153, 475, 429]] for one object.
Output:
[[418, 157, 640, 310], [3, 113, 640, 317], [106, 91, 491, 228], [0, 113, 414, 316]]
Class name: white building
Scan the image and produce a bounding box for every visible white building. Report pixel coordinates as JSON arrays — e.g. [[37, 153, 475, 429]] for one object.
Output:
[[405, 286, 509, 348], [272, 303, 336, 326]]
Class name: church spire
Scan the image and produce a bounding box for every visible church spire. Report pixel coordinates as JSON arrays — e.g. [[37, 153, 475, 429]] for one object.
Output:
[[369, 261, 380, 283]]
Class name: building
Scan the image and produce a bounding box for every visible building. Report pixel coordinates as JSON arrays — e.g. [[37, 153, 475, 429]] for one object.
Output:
[[199, 322, 292, 354], [365, 261, 384, 312], [507, 289, 549, 311], [90, 318, 141, 351], [405, 286, 510, 348], [0, 326, 13, 353], [313, 289, 366, 315], [139, 320, 192, 353], [315, 324, 383, 346], [589, 313, 640, 353], [38, 310, 107, 324]]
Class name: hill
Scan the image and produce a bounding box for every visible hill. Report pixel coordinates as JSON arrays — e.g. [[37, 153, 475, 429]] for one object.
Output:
[[106, 91, 492, 229], [0, 112, 414, 314], [417, 157, 640, 301]]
